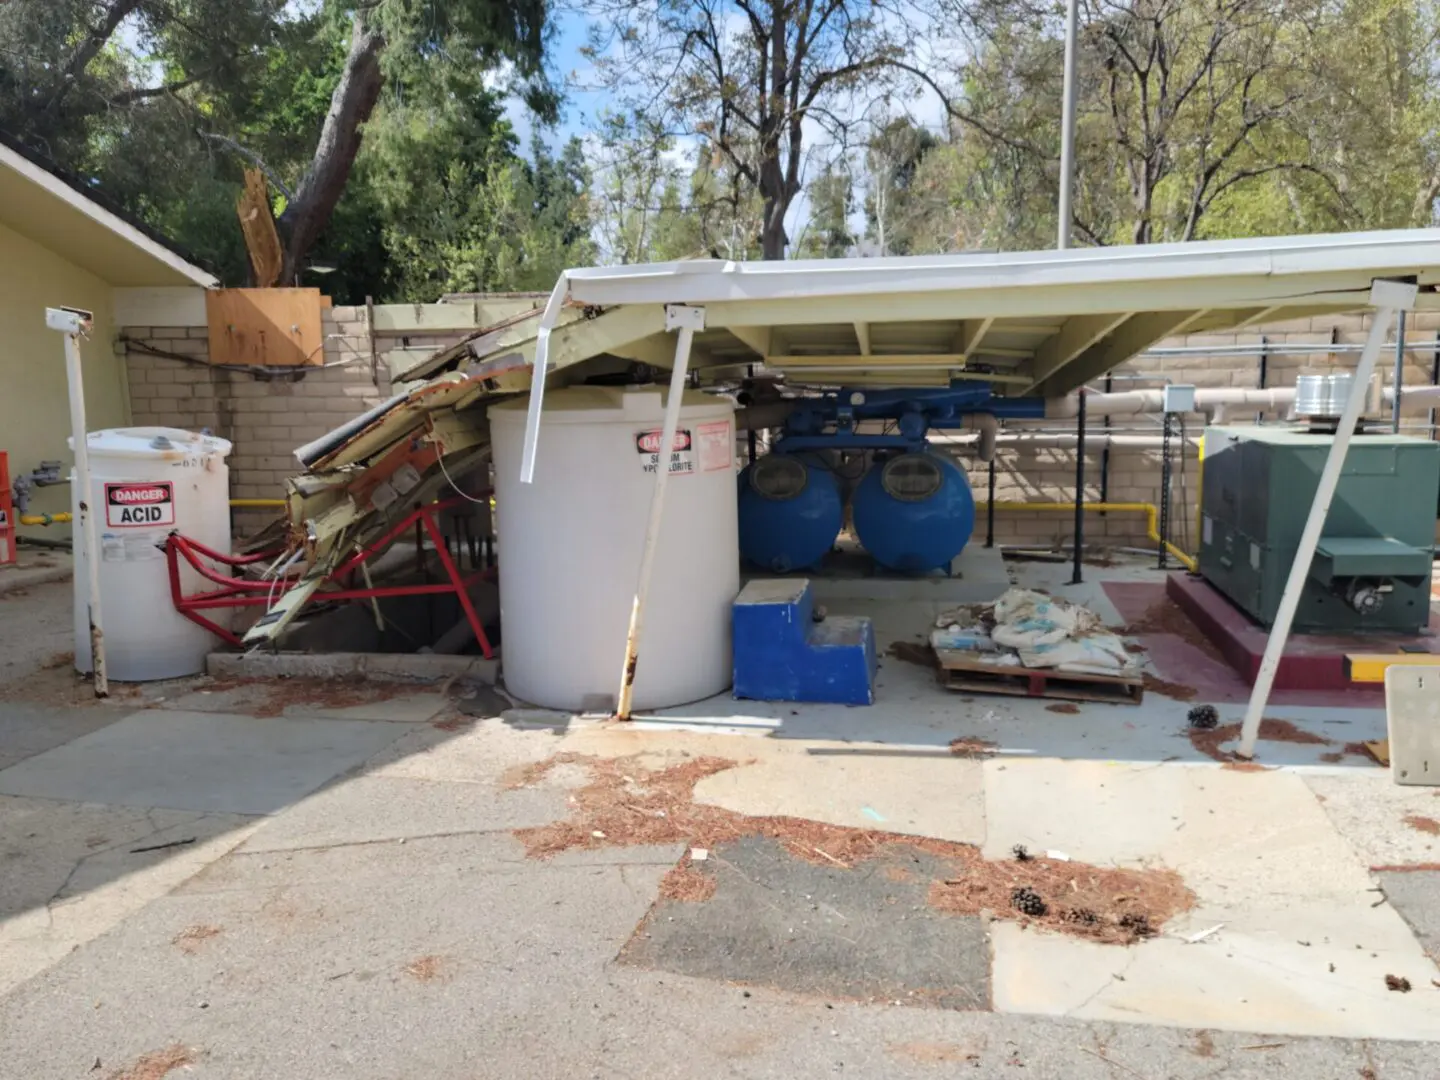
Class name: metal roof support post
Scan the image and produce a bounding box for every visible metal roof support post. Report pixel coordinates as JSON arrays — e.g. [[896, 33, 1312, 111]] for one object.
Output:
[[1236, 280, 1417, 759], [47, 306, 107, 698], [1392, 310, 1407, 434], [615, 304, 706, 721], [518, 272, 572, 485]]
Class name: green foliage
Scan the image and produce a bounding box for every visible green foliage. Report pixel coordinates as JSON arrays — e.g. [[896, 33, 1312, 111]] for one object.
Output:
[[0, 0, 580, 301]]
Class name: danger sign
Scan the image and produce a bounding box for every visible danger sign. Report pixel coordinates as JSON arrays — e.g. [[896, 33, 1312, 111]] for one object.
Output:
[[105, 481, 175, 528], [635, 428, 695, 476]]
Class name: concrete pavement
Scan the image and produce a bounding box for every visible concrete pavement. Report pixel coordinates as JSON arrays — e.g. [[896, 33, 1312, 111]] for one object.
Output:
[[1, 570, 1439, 1073]]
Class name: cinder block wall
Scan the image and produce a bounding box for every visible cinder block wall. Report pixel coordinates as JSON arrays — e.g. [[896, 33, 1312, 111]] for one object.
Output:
[[122, 306, 1440, 549], [123, 306, 474, 536], [956, 309, 1440, 551]]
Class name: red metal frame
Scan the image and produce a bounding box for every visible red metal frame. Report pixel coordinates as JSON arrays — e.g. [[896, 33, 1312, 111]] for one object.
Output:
[[165, 496, 495, 656]]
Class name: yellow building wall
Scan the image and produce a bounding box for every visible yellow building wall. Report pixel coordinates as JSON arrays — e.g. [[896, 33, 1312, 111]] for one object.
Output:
[[0, 220, 126, 540]]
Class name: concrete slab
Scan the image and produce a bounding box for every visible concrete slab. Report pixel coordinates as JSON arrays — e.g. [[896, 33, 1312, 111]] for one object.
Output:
[[0, 832, 670, 1080], [986, 758, 1440, 1038], [692, 745, 986, 845], [364, 717, 565, 786], [0, 710, 408, 815], [157, 683, 449, 723], [1306, 772, 1440, 869], [0, 579, 73, 690], [992, 919, 1440, 1040], [621, 835, 991, 1010], [206, 650, 497, 684], [1377, 871, 1440, 961], [0, 552, 71, 596], [0, 702, 124, 770], [238, 774, 566, 854], [0, 795, 256, 994], [983, 759, 1376, 900]]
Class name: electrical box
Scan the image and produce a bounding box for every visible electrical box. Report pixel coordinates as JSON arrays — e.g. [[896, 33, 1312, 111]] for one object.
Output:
[[1162, 384, 1197, 414], [1198, 426, 1440, 634]]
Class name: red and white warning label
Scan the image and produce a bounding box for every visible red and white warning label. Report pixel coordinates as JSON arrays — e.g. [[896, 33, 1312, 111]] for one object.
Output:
[[635, 428, 695, 475], [105, 481, 175, 528]]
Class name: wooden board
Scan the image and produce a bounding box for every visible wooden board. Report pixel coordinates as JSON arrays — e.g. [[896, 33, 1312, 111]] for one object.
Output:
[[934, 649, 1144, 705], [206, 287, 324, 367], [235, 168, 283, 288]]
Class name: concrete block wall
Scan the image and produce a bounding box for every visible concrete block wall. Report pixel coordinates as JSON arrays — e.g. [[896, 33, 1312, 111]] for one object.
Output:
[[123, 305, 474, 536]]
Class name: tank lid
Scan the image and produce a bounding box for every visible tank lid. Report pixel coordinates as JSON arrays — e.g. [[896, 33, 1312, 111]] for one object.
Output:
[[68, 427, 233, 458], [489, 386, 732, 423]]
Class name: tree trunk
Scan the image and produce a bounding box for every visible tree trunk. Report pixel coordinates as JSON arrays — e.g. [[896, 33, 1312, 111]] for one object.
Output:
[[278, 14, 385, 283]]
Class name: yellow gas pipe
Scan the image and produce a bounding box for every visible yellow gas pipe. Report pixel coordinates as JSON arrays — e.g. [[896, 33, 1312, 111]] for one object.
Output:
[[20, 498, 286, 527]]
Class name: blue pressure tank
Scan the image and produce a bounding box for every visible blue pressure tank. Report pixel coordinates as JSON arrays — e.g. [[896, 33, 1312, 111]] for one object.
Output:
[[737, 454, 843, 572], [852, 451, 976, 573]]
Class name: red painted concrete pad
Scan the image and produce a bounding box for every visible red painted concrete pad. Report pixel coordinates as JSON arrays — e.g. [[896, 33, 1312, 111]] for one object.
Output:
[[1102, 579, 1397, 705], [1161, 573, 1439, 691]]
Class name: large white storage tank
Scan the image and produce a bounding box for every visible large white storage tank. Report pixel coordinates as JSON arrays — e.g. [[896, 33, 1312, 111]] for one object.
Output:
[[72, 428, 232, 681], [490, 387, 738, 711]]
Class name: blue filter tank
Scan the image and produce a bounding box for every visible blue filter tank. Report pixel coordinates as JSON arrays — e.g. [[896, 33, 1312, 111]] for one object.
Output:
[[737, 454, 843, 572], [852, 451, 976, 572]]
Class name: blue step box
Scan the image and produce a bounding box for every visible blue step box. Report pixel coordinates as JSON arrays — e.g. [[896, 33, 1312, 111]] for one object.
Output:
[[732, 579, 877, 706]]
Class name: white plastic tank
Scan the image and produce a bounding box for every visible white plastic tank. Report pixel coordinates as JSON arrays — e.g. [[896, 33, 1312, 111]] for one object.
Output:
[[72, 427, 233, 681], [490, 387, 738, 711]]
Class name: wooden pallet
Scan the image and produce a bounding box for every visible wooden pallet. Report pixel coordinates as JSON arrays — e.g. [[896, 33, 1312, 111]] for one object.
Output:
[[934, 648, 1144, 705]]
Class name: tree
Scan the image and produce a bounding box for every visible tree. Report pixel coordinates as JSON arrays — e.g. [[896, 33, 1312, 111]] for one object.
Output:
[[794, 163, 856, 258], [0, 0, 558, 285], [862, 116, 938, 255], [577, 0, 926, 259], [915, 0, 1440, 246], [271, 0, 554, 282]]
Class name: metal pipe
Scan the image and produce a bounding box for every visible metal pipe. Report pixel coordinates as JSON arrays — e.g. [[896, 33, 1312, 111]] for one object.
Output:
[[53, 313, 107, 697], [1237, 281, 1416, 760], [985, 457, 996, 548], [1393, 310, 1407, 434], [18, 512, 72, 526], [1158, 412, 1173, 569], [616, 306, 702, 721], [1100, 373, 1112, 515], [1071, 390, 1086, 584], [933, 432, 1200, 451], [1256, 335, 1269, 425], [1056, 0, 1079, 250]]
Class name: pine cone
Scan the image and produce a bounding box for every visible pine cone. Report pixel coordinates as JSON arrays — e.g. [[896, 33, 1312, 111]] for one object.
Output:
[[1010, 886, 1047, 917], [1187, 704, 1219, 730]]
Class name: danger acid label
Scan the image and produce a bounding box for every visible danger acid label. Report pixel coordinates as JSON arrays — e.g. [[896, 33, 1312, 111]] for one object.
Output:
[[635, 428, 695, 476], [105, 481, 175, 528]]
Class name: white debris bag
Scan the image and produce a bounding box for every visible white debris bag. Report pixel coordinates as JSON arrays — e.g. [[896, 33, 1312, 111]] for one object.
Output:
[[986, 588, 1135, 674]]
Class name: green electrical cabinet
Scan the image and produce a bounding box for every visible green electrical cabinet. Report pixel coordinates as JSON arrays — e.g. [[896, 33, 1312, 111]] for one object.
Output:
[[1198, 426, 1440, 634]]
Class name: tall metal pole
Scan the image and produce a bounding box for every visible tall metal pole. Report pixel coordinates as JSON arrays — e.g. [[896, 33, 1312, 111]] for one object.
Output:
[[616, 305, 704, 721], [1392, 310, 1407, 434], [1057, 0, 1080, 250], [1070, 389, 1086, 585], [1236, 281, 1416, 759], [49, 308, 107, 698]]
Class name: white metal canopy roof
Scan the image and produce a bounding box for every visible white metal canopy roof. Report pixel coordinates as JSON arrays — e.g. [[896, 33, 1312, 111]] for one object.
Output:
[[401, 227, 1440, 401]]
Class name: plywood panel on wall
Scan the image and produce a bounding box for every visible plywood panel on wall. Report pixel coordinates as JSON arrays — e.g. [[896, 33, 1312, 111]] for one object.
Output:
[[206, 287, 324, 367]]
